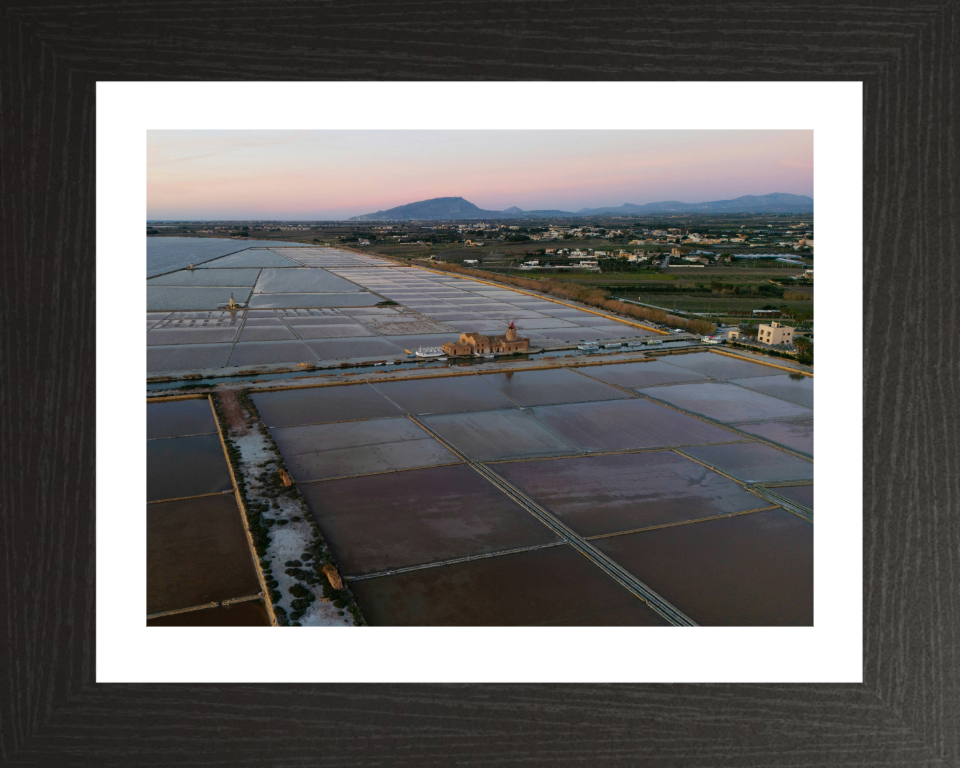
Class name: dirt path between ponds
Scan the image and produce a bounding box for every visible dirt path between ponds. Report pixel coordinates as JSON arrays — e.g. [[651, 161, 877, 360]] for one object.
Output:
[[219, 388, 249, 437]]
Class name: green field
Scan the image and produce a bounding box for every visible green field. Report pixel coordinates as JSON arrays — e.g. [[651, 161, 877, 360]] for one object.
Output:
[[631, 292, 813, 316]]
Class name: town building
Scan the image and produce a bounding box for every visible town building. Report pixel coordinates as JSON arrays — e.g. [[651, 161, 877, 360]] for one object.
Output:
[[757, 321, 795, 346], [441, 323, 530, 357]]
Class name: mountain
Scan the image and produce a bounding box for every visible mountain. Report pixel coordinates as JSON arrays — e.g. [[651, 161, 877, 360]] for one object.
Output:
[[350, 197, 496, 221], [350, 193, 813, 221], [349, 197, 575, 221], [576, 194, 813, 215]]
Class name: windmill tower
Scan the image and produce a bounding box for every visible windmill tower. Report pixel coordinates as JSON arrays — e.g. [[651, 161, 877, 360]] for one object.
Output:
[[497, 317, 530, 353]]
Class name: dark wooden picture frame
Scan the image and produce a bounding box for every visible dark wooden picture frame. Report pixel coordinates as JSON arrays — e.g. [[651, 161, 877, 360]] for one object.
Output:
[[2, 2, 957, 764]]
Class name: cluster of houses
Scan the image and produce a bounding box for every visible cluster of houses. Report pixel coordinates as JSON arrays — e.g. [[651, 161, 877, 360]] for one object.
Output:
[[441, 323, 531, 357], [717, 321, 797, 347]]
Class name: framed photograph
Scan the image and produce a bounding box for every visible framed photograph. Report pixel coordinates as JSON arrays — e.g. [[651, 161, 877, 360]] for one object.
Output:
[[5, 3, 956, 765]]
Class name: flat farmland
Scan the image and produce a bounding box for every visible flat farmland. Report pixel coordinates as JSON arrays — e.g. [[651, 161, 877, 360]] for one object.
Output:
[[517, 267, 811, 285], [633, 293, 813, 314]]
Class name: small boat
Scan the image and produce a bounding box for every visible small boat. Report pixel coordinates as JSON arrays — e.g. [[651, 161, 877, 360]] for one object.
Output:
[[577, 342, 600, 351], [626, 341, 644, 349], [645, 338, 663, 346], [410, 346, 444, 358], [603, 343, 622, 350]]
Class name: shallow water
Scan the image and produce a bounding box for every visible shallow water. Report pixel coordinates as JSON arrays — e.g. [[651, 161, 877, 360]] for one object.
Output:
[[578, 360, 710, 389], [253, 268, 362, 294], [371, 375, 515, 415], [659, 351, 784, 380], [422, 409, 576, 461], [147, 433, 234, 502], [592, 508, 813, 625], [272, 417, 459, 481], [531, 398, 738, 452], [197, 250, 303, 269], [251, 384, 401, 427], [494, 451, 766, 537], [735, 417, 813, 456], [300, 464, 559, 577], [247, 293, 381, 309], [303, 336, 405, 361], [228, 340, 315, 367], [729, 373, 814, 408], [294, 324, 377, 339], [147, 343, 234, 374], [147, 327, 241, 346], [147, 398, 216, 439], [146, 237, 306, 277], [683, 442, 813, 484], [350, 544, 669, 626], [147, 268, 263, 287], [482, 368, 632, 406], [640, 382, 812, 423], [147, 286, 253, 312], [148, 599, 271, 626], [147, 495, 260, 614], [238, 325, 298, 342], [772, 484, 814, 510]]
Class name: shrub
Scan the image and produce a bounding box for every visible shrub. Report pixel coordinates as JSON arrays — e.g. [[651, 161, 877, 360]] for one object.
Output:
[[290, 595, 314, 614]]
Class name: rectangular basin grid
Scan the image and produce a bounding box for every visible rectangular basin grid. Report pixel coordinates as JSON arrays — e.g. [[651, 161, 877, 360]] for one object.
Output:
[[146, 249, 812, 628], [407, 415, 697, 626]]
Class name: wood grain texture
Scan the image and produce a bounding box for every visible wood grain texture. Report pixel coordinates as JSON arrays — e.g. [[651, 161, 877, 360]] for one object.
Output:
[[1, 0, 958, 765]]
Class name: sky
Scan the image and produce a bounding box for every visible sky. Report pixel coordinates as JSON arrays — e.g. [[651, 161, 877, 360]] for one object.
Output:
[[147, 130, 813, 220]]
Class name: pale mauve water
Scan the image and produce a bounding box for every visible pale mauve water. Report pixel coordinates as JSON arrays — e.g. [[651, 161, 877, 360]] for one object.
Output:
[[146, 237, 307, 277]]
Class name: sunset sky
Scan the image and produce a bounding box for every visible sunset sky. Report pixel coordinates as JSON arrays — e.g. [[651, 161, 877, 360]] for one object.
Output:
[[147, 130, 813, 220]]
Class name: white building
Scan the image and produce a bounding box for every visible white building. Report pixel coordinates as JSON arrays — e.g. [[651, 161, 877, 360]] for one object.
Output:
[[757, 321, 795, 346]]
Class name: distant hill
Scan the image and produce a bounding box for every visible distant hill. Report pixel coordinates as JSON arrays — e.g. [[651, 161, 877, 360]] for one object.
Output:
[[576, 194, 814, 215], [350, 193, 813, 221], [350, 197, 496, 221]]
